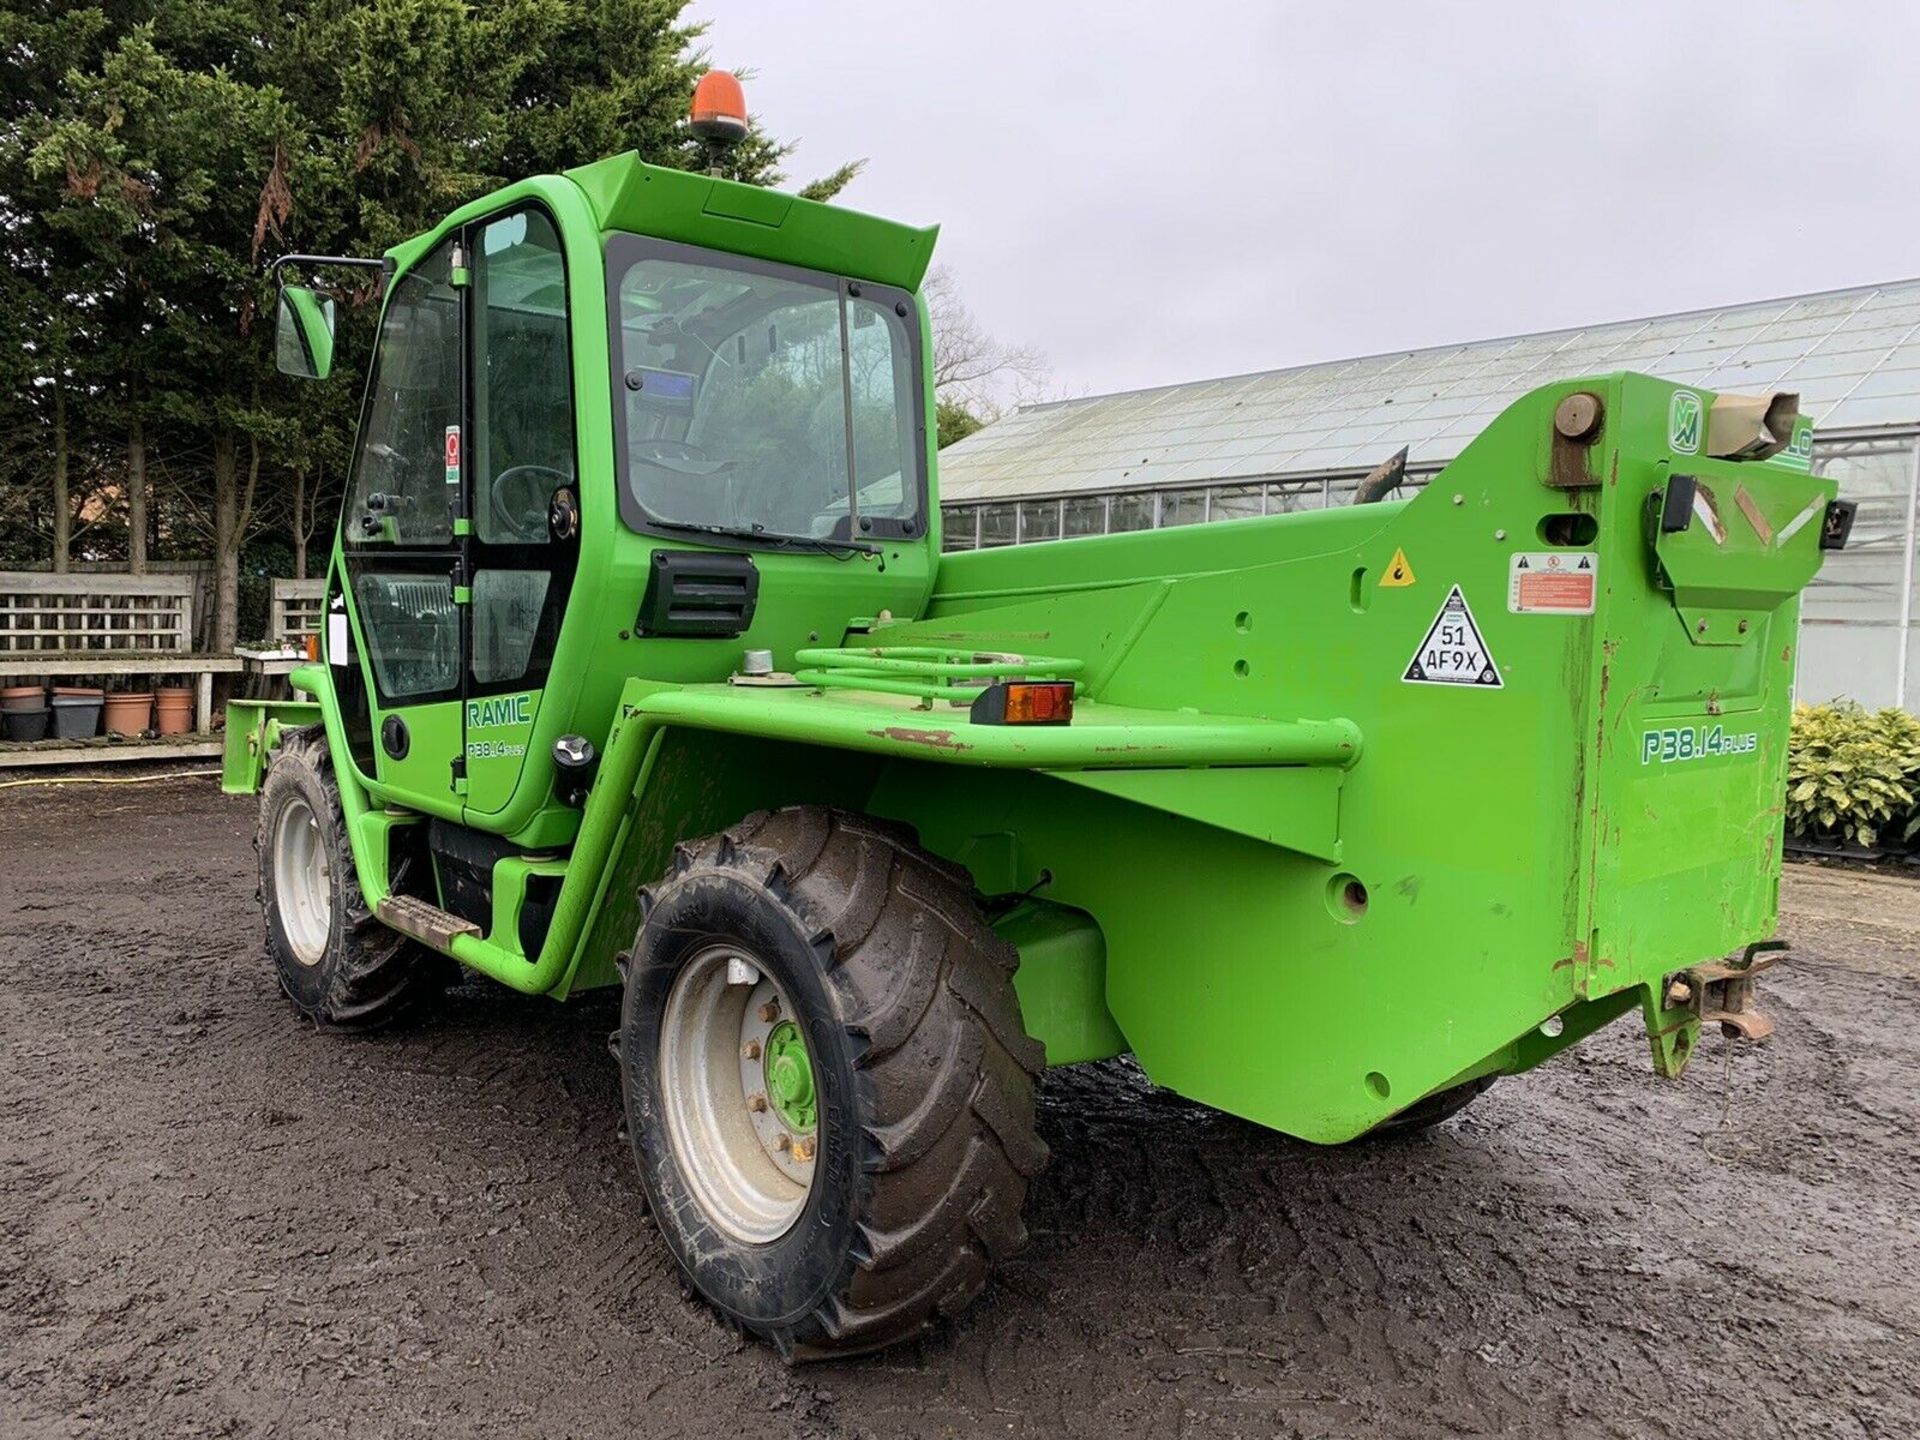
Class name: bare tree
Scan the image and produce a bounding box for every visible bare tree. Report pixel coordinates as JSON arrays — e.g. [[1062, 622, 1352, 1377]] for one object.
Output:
[[924, 266, 1048, 417], [288, 459, 345, 580]]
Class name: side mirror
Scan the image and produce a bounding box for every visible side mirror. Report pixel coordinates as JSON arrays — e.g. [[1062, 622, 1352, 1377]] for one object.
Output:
[[275, 285, 336, 380]]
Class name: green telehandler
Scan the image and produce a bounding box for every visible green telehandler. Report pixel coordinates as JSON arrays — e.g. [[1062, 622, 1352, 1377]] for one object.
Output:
[[228, 74, 1846, 1359]]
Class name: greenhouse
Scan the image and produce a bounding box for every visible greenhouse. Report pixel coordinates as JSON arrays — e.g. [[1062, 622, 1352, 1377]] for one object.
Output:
[[938, 280, 1920, 709]]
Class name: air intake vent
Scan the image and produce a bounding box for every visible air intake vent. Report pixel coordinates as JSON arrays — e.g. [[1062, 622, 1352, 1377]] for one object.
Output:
[[637, 550, 760, 638]]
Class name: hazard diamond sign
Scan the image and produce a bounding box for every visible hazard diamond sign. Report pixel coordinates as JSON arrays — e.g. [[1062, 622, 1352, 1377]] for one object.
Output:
[[1403, 585, 1502, 688]]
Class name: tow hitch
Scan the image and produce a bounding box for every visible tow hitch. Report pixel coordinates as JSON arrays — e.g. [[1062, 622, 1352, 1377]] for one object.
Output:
[[1644, 940, 1785, 1077], [1671, 940, 1789, 1041]]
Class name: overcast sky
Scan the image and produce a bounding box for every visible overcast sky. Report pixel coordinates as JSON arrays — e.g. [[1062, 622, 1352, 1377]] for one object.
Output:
[[695, 0, 1920, 406]]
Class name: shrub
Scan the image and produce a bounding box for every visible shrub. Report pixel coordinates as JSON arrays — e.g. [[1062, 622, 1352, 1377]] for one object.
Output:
[[1786, 701, 1920, 848]]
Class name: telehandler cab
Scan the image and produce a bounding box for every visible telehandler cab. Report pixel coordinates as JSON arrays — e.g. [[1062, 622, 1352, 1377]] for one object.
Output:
[[228, 74, 1843, 1358]]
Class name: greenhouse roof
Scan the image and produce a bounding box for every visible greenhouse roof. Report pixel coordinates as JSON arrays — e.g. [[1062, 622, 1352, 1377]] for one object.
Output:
[[939, 279, 1920, 502]]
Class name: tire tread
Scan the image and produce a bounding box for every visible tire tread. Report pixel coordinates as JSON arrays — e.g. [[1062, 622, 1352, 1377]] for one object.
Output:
[[644, 806, 1047, 1359], [258, 726, 449, 1031]]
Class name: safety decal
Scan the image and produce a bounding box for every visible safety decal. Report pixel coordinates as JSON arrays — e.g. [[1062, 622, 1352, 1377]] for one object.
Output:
[[1508, 551, 1597, 614], [444, 425, 461, 486], [1691, 482, 1728, 545], [1776, 495, 1825, 547], [1380, 548, 1417, 587], [1733, 485, 1774, 546], [1403, 585, 1502, 688]]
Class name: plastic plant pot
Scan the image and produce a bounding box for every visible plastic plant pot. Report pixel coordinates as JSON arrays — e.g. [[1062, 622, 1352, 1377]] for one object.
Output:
[[1, 685, 46, 712], [49, 695, 103, 739], [2, 706, 50, 742]]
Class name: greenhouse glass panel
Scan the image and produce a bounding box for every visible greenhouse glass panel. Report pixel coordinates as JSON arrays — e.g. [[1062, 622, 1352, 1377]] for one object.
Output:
[[1109, 493, 1156, 532], [979, 503, 1017, 548], [1020, 500, 1062, 542], [1266, 481, 1327, 513], [1806, 440, 1913, 626], [1160, 489, 1209, 527], [1064, 496, 1108, 536], [942, 506, 979, 551], [1211, 485, 1265, 520]]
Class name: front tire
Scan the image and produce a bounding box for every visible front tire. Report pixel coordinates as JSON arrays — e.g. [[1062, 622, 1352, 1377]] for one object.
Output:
[[256, 726, 450, 1030], [621, 807, 1048, 1360]]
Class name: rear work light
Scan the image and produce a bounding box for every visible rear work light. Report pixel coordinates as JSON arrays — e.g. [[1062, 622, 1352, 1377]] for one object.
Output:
[[970, 680, 1075, 726]]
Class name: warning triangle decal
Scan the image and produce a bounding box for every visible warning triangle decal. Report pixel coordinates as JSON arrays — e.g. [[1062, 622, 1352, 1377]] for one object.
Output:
[[1381, 548, 1416, 587], [1403, 585, 1502, 688]]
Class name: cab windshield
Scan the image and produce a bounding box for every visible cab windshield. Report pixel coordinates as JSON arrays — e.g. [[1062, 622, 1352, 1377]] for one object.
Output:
[[609, 236, 923, 544]]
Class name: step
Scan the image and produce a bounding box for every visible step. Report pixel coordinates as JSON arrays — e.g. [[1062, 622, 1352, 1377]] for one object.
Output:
[[376, 894, 481, 948]]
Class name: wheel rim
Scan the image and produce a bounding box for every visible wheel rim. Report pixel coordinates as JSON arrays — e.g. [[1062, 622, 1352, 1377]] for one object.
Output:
[[272, 795, 333, 966], [658, 945, 819, 1245]]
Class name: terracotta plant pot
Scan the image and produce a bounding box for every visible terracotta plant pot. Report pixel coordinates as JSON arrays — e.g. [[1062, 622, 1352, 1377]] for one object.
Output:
[[154, 687, 194, 736], [1, 684, 45, 712], [103, 691, 153, 737]]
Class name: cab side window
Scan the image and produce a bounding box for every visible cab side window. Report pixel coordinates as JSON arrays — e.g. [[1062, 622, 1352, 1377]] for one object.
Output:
[[344, 239, 462, 703], [345, 243, 459, 549], [470, 209, 575, 690]]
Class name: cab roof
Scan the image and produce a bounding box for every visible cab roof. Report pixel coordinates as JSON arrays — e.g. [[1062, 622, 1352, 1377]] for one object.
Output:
[[565, 153, 938, 293]]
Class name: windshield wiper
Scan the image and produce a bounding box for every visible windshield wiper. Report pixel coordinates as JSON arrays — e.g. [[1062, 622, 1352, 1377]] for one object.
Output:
[[650, 518, 881, 557], [751, 526, 881, 558]]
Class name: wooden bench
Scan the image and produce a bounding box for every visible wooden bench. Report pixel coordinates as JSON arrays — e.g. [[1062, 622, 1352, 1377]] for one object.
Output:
[[0, 571, 241, 765], [236, 577, 327, 694], [270, 577, 326, 649]]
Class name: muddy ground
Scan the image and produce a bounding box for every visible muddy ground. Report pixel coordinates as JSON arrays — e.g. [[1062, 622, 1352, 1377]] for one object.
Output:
[[0, 775, 1916, 1439]]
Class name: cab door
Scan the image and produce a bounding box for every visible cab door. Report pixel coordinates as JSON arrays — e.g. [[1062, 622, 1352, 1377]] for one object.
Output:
[[342, 206, 580, 814], [340, 236, 467, 802], [462, 205, 580, 816]]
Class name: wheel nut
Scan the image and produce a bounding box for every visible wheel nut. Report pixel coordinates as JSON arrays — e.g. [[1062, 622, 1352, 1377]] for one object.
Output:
[[747, 1092, 767, 1113], [792, 1139, 815, 1163], [757, 1000, 780, 1023], [742, 1039, 761, 1060], [773, 1132, 791, 1152]]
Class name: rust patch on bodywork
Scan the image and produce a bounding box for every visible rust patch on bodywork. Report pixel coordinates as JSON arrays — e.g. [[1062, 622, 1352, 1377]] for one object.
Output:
[[1553, 939, 1592, 975], [870, 726, 973, 752]]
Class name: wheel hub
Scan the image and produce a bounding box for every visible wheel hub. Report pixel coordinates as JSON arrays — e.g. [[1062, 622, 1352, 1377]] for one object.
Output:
[[272, 794, 332, 966], [658, 946, 819, 1245], [763, 1019, 816, 1132]]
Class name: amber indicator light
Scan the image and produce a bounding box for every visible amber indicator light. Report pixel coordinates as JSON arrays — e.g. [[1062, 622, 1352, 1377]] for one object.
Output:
[[970, 680, 1075, 726]]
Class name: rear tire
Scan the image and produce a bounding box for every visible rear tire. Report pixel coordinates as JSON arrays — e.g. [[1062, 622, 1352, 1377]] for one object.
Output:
[[256, 726, 450, 1030], [621, 807, 1048, 1360], [1364, 1076, 1497, 1138]]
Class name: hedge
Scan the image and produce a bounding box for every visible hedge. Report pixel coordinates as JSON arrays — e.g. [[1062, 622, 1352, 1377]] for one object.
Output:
[[1786, 701, 1920, 850]]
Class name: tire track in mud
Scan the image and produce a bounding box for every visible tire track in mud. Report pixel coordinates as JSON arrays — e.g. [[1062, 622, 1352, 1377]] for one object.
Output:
[[0, 777, 1916, 1439]]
